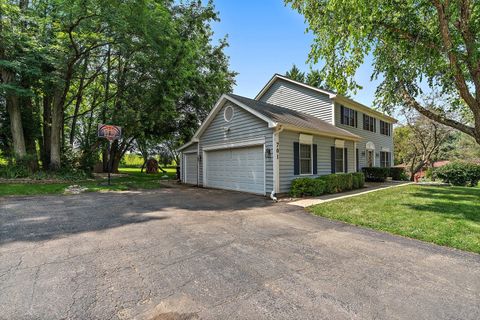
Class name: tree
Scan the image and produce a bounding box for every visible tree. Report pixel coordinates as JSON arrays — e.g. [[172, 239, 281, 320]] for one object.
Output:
[[394, 113, 452, 180], [286, 0, 480, 144], [285, 64, 305, 82], [0, 0, 235, 174]]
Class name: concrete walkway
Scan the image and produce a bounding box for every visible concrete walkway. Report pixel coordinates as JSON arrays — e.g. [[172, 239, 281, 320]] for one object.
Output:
[[288, 181, 413, 207]]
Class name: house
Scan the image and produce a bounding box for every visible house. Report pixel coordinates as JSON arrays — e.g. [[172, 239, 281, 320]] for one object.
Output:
[[178, 74, 397, 196]]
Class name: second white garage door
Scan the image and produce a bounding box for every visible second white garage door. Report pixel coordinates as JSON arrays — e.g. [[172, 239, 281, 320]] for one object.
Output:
[[205, 146, 265, 194]]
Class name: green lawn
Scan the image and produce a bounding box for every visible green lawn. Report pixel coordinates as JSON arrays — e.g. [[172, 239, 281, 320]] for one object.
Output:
[[309, 185, 480, 253], [0, 167, 177, 197]]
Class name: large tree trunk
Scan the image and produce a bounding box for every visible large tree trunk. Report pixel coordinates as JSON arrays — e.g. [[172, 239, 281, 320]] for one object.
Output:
[[70, 54, 89, 146], [42, 94, 52, 169], [49, 90, 64, 170], [21, 95, 39, 171], [5, 94, 27, 159]]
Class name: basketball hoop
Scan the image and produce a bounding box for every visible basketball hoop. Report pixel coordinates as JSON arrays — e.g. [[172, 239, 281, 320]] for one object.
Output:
[[97, 124, 122, 186], [98, 124, 122, 142]]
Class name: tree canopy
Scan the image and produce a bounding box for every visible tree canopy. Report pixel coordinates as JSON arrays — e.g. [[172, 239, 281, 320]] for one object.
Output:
[[286, 0, 480, 144], [0, 0, 236, 173]]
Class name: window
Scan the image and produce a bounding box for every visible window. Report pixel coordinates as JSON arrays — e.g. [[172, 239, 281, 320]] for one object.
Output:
[[363, 114, 376, 132], [335, 148, 344, 173], [300, 144, 312, 174], [380, 120, 391, 136], [380, 151, 391, 168], [340, 105, 356, 127]]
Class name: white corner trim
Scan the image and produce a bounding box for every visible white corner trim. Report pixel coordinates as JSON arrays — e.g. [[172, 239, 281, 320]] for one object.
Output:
[[202, 137, 265, 151]]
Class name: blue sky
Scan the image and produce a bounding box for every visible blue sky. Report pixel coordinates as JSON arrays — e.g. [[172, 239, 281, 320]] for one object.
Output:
[[210, 0, 381, 107]]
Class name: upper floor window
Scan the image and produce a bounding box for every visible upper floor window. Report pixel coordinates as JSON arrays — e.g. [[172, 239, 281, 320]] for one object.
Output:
[[340, 105, 357, 127], [363, 114, 376, 132], [380, 120, 391, 136]]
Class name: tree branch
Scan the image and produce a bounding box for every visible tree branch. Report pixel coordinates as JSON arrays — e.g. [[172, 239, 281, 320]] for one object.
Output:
[[399, 84, 475, 137]]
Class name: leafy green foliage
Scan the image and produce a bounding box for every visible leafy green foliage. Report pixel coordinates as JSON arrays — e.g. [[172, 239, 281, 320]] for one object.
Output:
[[389, 167, 408, 181], [290, 172, 365, 197], [362, 167, 389, 182], [434, 161, 480, 187], [285, 0, 480, 143], [290, 177, 326, 197]]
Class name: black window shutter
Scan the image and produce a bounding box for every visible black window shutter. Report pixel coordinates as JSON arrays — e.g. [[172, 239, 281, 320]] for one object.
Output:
[[313, 144, 318, 175], [356, 148, 359, 172], [293, 142, 300, 175], [340, 106, 344, 124], [355, 111, 358, 127], [344, 148, 348, 173], [331, 146, 336, 173]]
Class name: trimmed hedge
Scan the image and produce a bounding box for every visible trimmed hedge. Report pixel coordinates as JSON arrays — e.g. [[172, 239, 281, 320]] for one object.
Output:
[[434, 161, 480, 186], [389, 167, 408, 181], [362, 167, 389, 182], [290, 172, 365, 197]]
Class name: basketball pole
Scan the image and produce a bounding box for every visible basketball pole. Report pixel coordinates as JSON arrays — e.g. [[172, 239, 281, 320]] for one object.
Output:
[[107, 140, 112, 186]]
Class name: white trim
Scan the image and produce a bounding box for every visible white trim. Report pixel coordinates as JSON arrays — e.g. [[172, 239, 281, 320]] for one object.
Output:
[[272, 126, 283, 194], [202, 143, 266, 195], [381, 147, 390, 152], [177, 139, 198, 152], [202, 150, 207, 187], [197, 142, 200, 186], [182, 150, 197, 154], [263, 143, 266, 196], [192, 95, 276, 141], [254, 74, 397, 124], [255, 74, 336, 100], [202, 137, 265, 151], [224, 105, 234, 122], [299, 142, 313, 176], [279, 124, 360, 141], [354, 142, 358, 172]]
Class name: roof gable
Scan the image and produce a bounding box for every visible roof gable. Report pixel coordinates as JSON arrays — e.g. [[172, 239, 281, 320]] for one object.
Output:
[[256, 74, 397, 123]]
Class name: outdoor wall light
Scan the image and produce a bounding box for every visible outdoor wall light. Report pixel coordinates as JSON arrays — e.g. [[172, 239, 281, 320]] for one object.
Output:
[[265, 148, 272, 159]]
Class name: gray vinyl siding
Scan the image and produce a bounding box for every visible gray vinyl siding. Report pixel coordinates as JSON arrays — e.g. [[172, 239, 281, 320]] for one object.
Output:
[[279, 130, 354, 193], [259, 79, 333, 123], [198, 101, 274, 194], [334, 103, 394, 168], [180, 143, 198, 182]]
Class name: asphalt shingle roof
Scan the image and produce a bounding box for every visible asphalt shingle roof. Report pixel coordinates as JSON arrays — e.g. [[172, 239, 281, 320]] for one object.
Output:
[[227, 94, 360, 140]]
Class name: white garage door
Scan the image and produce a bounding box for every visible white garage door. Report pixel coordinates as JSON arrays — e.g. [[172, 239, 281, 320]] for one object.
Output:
[[205, 146, 265, 194], [184, 153, 198, 184]]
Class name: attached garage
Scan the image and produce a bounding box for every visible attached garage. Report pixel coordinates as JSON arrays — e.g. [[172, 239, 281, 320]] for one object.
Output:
[[183, 152, 198, 185], [204, 145, 265, 194]]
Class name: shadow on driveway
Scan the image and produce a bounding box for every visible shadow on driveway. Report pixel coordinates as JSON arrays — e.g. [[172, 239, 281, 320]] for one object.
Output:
[[0, 187, 271, 244]]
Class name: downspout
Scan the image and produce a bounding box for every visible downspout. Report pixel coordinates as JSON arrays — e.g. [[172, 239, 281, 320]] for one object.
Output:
[[271, 125, 284, 201]]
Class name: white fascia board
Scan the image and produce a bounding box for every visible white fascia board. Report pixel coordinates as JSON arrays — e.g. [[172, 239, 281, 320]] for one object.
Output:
[[177, 139, 199, 152], [225, 95, 277, 128], [255, 74, 337, 101], [193, 94, 277, 141], [192, 94, 230, 140], [280, 124, 361, 142]]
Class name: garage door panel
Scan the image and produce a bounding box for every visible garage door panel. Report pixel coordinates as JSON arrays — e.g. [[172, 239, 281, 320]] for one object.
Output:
[[206, 146, 264, 194]]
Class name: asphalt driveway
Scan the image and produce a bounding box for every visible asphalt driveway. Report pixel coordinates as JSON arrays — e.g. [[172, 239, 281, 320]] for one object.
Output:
[[1, 187, 479, 320]]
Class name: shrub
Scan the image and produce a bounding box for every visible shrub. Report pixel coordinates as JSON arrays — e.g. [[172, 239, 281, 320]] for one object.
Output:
[[352, 172, 365, 189], [290, 177, 326, 197], [389, 167, 408, 181], [362, 167, 389, 182], [0, 163, 30, 179], [291, 172, 365, 197], [434, 161, 480, 186]]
